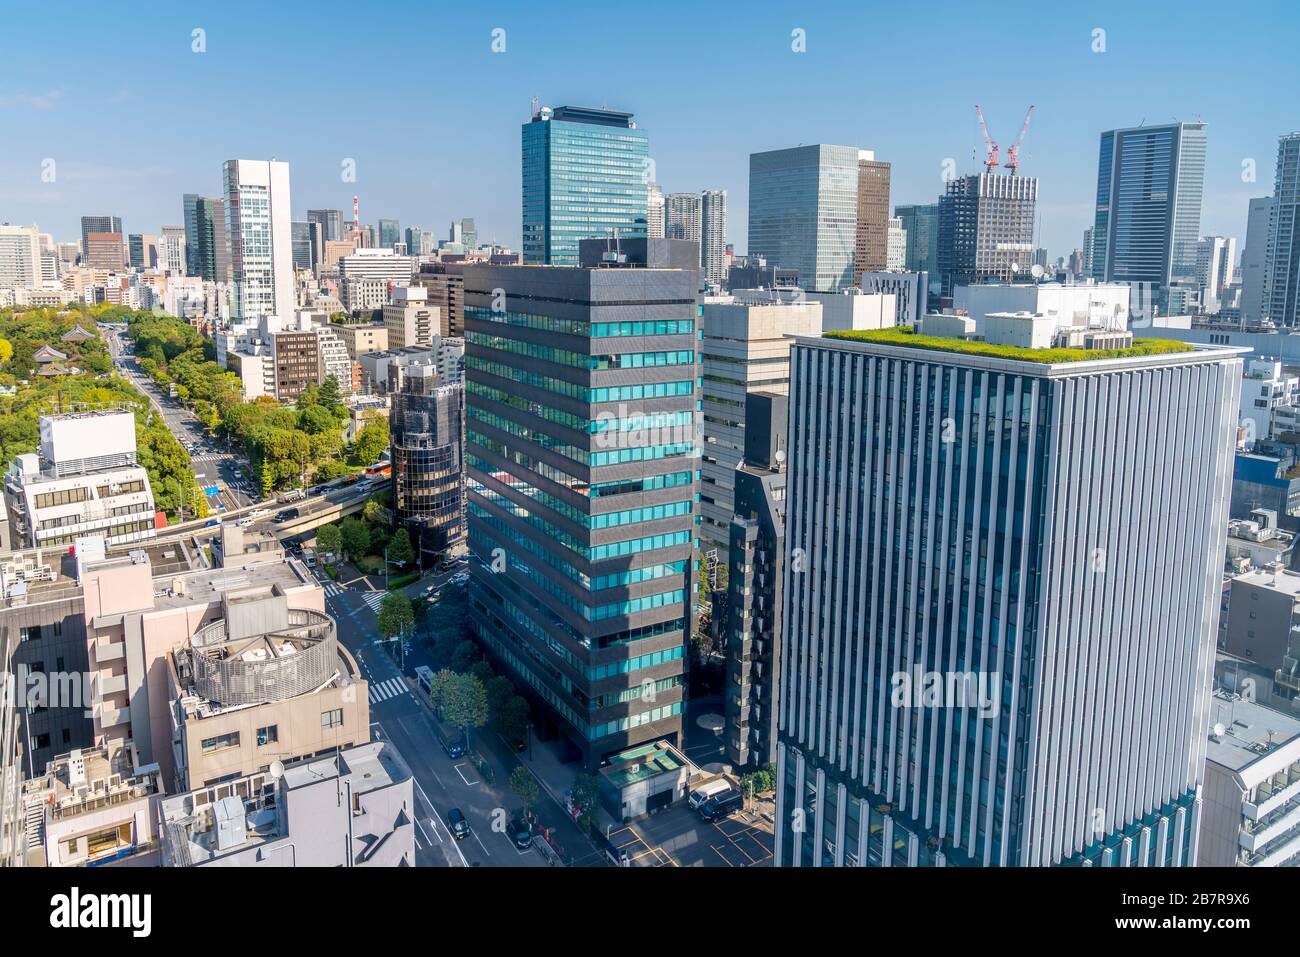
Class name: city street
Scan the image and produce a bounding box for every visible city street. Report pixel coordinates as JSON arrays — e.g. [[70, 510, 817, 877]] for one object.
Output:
[[319, 562, 605, 867], [106, 325, 255, 512]]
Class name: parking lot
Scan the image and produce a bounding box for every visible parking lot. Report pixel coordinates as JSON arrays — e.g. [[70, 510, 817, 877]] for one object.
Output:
[[609, 803, 774, 867]]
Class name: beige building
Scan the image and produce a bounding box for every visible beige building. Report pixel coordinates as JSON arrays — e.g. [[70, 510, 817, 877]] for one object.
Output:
[[329, 321, 389, 359], [699, 294, 823, 547], [383, 285, 439, 349]]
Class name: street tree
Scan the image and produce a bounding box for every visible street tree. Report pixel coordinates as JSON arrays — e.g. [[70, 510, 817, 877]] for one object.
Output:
[[387, 526, 413, 566], [315, 522, 341, 557], [441, 672, 488, 746], [498, 696, 530, 748], [570, 774, 600, 837], [377, 592, 414, 640], [338, 516, 370, 561], [509, 766, 539, 813]]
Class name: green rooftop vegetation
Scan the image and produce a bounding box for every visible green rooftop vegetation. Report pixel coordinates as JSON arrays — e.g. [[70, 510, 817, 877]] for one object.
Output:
[[822, 325, 1193, 364]]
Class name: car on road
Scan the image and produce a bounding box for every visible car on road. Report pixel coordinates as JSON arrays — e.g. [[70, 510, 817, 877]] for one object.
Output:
[[421, 584, 437, 597], [236, 518, 255, 528], [446, 808, 471, 840], [441, 734, 466, 759], [203, 518, 221, 528], [273, 508, 299, 523]]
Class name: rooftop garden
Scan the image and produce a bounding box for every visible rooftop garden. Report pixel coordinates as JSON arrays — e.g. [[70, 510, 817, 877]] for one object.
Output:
[[822, 325, 1194, 364]]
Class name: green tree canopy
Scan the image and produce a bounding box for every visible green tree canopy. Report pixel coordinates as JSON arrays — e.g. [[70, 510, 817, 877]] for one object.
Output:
[[509, 766, 539, 811], [339, 516, 370, 560], [315, 522, 341, 555], [377, 592, 414, 639], [386, 526, 412, 566]]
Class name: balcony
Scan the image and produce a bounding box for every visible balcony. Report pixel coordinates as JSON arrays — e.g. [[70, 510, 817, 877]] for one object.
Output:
[[95, 640, 126, 664], [98, 672, 128, 696], [94, 702, 130, 728]]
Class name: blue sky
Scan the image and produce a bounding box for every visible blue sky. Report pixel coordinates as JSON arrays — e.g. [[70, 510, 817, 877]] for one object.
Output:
[[2, 0, 1297, 259]]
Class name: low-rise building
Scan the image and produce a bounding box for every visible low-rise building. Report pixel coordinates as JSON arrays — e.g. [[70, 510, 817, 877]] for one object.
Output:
[[157, 741, 414, 867], [1199, 685, 1300, 866]]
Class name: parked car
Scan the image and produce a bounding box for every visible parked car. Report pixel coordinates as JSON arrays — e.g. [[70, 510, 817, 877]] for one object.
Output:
[[441, 734, 466, 759], [688, 778, 734, 810], [506, 814, 534, 850], [446, 808, 470, 840], [698, 789, 744, 823]]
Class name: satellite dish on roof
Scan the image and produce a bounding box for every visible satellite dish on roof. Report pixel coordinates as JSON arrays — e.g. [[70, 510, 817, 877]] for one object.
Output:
[[1030, 263, 1045, 280], [1010, 262, 1020, 275], [270, 760, 285, 779], [1212, 723, 1226, 739], [774, 449, 786, 464]]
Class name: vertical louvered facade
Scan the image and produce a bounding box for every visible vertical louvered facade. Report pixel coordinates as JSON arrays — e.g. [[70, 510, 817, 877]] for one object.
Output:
[[774, 336, 1242, 867]]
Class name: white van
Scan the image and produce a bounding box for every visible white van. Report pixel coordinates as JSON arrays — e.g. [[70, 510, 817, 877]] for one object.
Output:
[[688, 778, 734, 810]]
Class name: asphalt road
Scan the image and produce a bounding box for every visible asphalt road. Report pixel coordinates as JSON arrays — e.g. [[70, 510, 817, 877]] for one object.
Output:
[[106, 327, 255, 511], [318, 561, 605, 868]]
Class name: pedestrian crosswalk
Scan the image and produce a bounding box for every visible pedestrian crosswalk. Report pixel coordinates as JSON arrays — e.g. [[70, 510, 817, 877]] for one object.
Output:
[[361, 591, 387, 613], [369, 676, 409, 704], [189, 453, 229, 464], [322, 581, 345, 599]]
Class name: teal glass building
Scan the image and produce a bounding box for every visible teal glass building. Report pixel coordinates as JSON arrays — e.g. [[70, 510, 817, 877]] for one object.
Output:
[[521, 105, 649, 266]]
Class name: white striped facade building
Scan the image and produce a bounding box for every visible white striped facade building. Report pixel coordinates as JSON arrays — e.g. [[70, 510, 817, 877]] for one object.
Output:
[[774, 333, 1244, 867]]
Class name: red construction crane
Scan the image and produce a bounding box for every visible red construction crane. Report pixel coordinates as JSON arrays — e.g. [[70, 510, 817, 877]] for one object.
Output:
[[1005, 105, 1036, 176], [975, 104, 999, 173]]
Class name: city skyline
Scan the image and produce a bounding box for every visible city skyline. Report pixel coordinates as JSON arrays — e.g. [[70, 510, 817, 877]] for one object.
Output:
[[2, 1, 1297, 260]]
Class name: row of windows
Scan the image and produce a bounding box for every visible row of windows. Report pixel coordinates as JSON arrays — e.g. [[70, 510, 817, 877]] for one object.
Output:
[[590, 702, 682, 740], [466, 355, 696, 405], [468, 331, 694, 372], [468, 412, 695, 469], [466, 306, 694, 339]]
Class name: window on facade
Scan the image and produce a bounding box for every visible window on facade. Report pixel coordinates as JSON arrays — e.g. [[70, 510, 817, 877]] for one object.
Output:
[[200, 731, 240, 753], [257, 725, 278, 746], [321, 709, 344, 729]]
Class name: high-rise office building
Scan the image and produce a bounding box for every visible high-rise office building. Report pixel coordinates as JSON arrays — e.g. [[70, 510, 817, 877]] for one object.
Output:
[[183, 194, 203, 276], [666, 192, 702, 250], [1196, 236, 1237, 314], [462, 238, 699, 769], [774, 321, 1242, 867], [1089, 122, 1207, 312], [1240, 197, 1274, 325], [886, 217, 906, 271], [749, 145, 865, 292], [291, 221, 315, 271], [391, 364, 465, 564], [699, 293, 822, 548], [855, 156, 891, 277], [701, 189, 728, 288], [722, 391, 788, 771], [191, 197, 230, 285], [79, 215, 122, 258], [159, 226, 187, 275], [307, 208, 344, 263], [460, 218, 478, 251], [1082, 226, 1094, 277], [83, 232, 126, 271], [0, 225, 43, 291], [895, 203, 939, 276], [404, 226, 427, 257], [647, 183, 665, 239], [378, 218, 401, 251], [1263, 132, 1300, 326], [223, 158, 294, 320], [937, 172, 1038, 295], [522, 104, 649, 265]]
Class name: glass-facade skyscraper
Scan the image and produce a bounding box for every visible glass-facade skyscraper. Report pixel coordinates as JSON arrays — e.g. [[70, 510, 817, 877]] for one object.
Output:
[[775, 330, 1241, 867], [1263, 132, 1300, 327], [748, 145, 864, 292], [1090, 122, 1207, 313], [462, 241, 699, 769], [521, 105, 649, 265]]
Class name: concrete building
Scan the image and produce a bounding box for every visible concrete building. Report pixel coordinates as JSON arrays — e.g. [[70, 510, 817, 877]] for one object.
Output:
[[1090, 122, 1207, 314], [158, 741, 413, 867], [701, 189, 728, 289], [699, 294, 822, 548], [1239, 358, 1300, 445], [1199, 686, 1300, 866], [83, 232, 125, 272], [859, 270, 927, 326], [775, 322, 1243, 867], [722, 392, 788, 770], [19, 742, 164, 867], [79, 216, 122, 259], [339, 248, 417, 313], [391, 365, 464, 563], [894, 202, 939, 281], [412, 262, 469, 337], [802, 289, 896, 333], [749, 145, 867, 292], [952, 281, 1131, 336], [522, 104, 649, 266], [886, 216, 906, 271], [1241, 197, 1275, 325], [383, 284, 439, 349], [1198, 235, 1237, 315], [665, 192, 701, 249], [646, 183, 665, 240], [855, 155, 891, 275], [463, 240, 698, 769], [1227, 509, 1297, 572], [1221, 566, 1300, 707], [223, 159, 294, 321], [726, 254, 797, 292], [328, 321, 388, 360], [937, 172, 1038, 295], [0, 225, 44, 292], [3, 410, 155, 550], [357, 341, 464, 394]]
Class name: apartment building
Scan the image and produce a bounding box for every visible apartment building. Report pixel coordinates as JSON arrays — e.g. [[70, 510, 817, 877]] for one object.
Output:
[[383, 284, 439, 349]]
